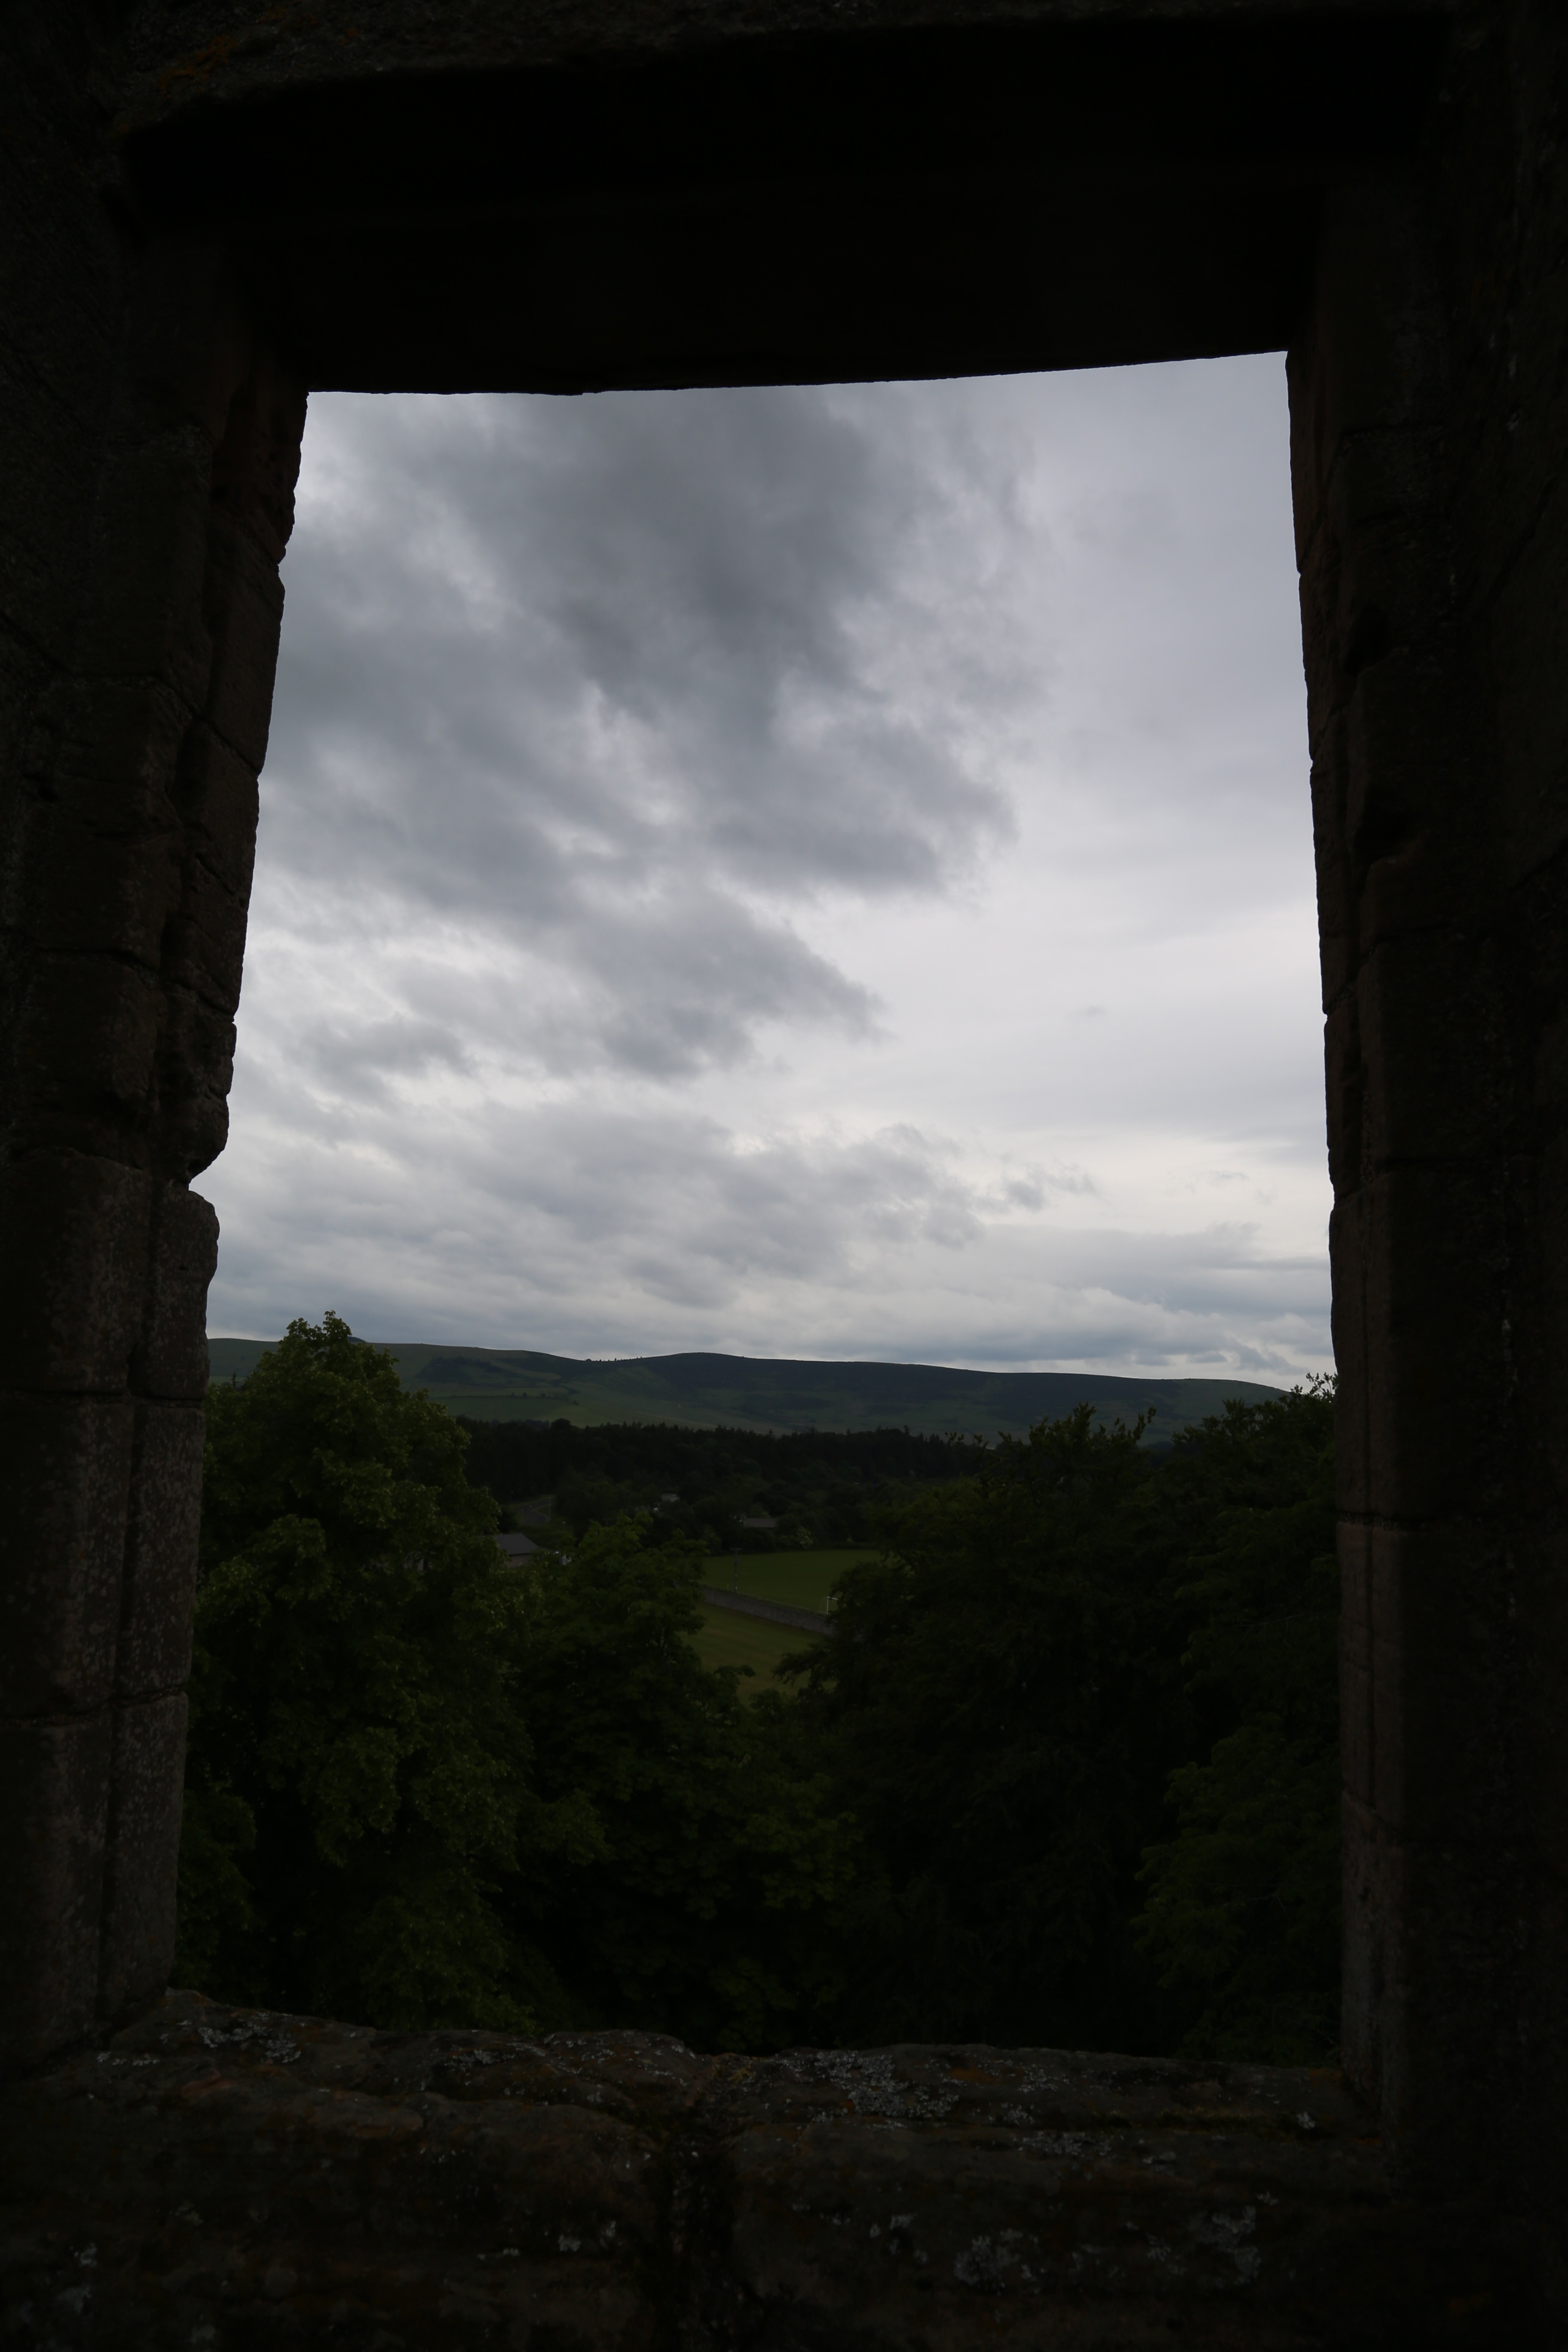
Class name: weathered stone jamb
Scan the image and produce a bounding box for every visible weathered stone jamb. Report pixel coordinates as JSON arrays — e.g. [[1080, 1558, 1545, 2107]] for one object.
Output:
[[1289, 6, 1568, 2259], [0, 88, 307, 2059]]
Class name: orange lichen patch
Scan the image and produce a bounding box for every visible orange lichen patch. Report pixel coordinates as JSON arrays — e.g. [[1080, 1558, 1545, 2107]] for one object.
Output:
[[157, 34, 240, 89], [155, 5, 324, 92]]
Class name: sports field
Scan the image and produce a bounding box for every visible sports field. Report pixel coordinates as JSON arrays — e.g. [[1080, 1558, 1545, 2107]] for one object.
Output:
[[691, 1548, 876, 1696], [705, 1547, 877, 1615], [690, 1606, 821, 1692]]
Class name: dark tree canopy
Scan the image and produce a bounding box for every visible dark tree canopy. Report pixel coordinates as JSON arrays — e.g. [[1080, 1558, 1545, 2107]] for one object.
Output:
[[178, 1316, 851, 2044], [181, 1328, 1335, 2061], [779, 1387, 1338, 2061], [459, 1415, 968, 1552], [1134, 1389, 1339, 2060], [503, 1519, 857, 2052], [178, 1313, 597, 2026]]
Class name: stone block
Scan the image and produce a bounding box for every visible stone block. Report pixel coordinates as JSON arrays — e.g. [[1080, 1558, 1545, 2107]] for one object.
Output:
[[0, 615, 48, 836], [1297, 614, 1340, 777], [1285, 325, 1327, 578], [1332, 508, 1452, 678], [201, 508, 286, 775], [1344, 649, 1483, 931], [1321, 992, 1363, 1197], [0, 1714, 110, 2072], [1311, 181, 1448, 444], [171, 718, 260, 904], [1490, 1511, 1568, 1878], [209, 343, 307, 570], [16, 793, 184, 971], [1350, 1519, 1518, 1847], [1324, 421, 1446, 543], [1348, 1801, 1536, 2202], [160, 836, 251, 1015], [1359, 931, 1503, 1167], [25, 671, 188, 828], [1359, 1164, 1508, 1524], [116, 1400, 205, 1700], [80, 425, 215, 710], [1492, 500, 1568, 887], [1340, 1797, 1402, 2127], [1512, 897, 1568, 1129], [0, 193, 120, 671], [121, 237, 250, 452], [0, 440, 94, 686], [9, 950, 162, 1142], [1501, 1142, 1568, 1519], [1326, 1192, 1371, 1513], [1308, 720, 1354, 1011], [0, 1389, 134, 1716], [152, 996, 236, 1179], [1338, 1520, 1374, 1811], [131, 1183, 217, 1401], [0, 1151, 151, 1390], [96, 1693, 189, 2024]]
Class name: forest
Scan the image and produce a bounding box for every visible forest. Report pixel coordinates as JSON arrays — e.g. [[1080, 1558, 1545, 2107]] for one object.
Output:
[[177, 1314, 1338, 2065], [459, 1414, 974, 1549]]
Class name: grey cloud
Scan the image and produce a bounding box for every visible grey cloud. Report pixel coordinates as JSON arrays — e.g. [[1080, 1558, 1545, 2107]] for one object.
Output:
[[211, 357, 1331, 1379], [208, 1078, 1328, 1378], [292, 1015, 476, 1108], [463, 1112, 988, 1284], [259, 383, 1021, 1083], [255, 878, 880, 1090]]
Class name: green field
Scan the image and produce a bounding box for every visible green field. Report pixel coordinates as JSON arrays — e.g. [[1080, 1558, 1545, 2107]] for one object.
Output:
[[688, 1550, 872, 1699], [690, 1604, 824, 1694], [206, 1337, 1283, 1448], [707, 1549, 876, 1614]]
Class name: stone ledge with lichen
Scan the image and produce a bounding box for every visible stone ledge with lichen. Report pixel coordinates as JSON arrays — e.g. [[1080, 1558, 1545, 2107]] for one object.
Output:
[[0, 1991, 1531, 2346]]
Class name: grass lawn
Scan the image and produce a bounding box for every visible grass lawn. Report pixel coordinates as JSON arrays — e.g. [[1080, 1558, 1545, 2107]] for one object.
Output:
[[691, 1605, 824, 1695], [689, 1549, 878, 1700], [705, 1548, 878, 1614]]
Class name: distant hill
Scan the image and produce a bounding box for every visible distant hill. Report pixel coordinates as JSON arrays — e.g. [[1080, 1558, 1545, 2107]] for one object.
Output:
[[205, 1337, 1285, 1448]]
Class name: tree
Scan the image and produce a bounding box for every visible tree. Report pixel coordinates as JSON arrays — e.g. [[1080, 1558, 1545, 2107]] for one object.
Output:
[[508, 1517, 858, 2051], [178, 1315, 853, 2048], [781, 1406, 1196, 2052], [1134, 1382, 1339, 2062], [783, 1388, 1341, 2064], [176, 1313, 599, 2029], [179, 1327, 1338, 2061]]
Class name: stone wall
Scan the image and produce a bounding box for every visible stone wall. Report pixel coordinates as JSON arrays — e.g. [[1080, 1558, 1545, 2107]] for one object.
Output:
[[3, 0, 1566, 2335], [0, 1991, 1533, 2346], [0, 9, 306, 2073], [1288, 0, 1568, 2271]]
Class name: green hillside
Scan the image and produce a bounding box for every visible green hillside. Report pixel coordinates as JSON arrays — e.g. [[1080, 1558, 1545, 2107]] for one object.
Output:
[[205, 1337, 1283, 1447]]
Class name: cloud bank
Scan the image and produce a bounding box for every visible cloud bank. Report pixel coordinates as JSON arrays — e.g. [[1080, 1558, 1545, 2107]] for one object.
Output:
[[205, 358, 1331, 1379]]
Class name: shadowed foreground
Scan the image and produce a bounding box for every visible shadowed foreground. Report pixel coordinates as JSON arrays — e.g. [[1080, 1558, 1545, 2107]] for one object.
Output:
[[0, 1992, 1525, 2347]]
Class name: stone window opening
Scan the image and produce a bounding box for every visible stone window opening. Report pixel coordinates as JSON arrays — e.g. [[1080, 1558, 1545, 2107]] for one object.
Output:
[[3, 4, 1564, 2340]]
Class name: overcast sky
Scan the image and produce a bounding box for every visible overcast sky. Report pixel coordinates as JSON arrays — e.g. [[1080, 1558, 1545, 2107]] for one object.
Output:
[[203, 355, 1332, 1380]]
